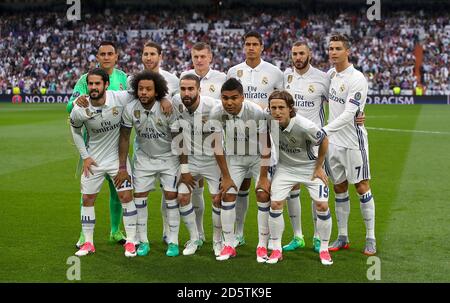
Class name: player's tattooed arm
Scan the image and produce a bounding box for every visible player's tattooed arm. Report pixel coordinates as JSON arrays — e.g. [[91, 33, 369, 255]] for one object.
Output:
[[312, 136, 329, 185], [160, 97, 173, 116], [114, 126, 132, 188]]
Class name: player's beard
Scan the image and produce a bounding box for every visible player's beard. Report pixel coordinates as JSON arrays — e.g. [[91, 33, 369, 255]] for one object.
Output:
[[89, 89, 105, 100], [182, 94, 198, 109], [294, 56, 310, 71], [139, 95, 155, 108]]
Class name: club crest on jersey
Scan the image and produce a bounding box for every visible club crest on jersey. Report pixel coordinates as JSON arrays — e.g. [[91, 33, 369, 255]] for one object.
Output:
[[178, 104, 184, 113], [85, 108, 93, 117], [287, 75, 293, 83], [262, 77, 269, 85], [354, 92, 362, 100], [308, 85, 315, 93], [209, 85, 215, 93], [112, 107, 119, 117], [134, 110, 141, 119], [237, 70, 243, 78], [330, 71, 336, 79], [340, 84, 345, 92]]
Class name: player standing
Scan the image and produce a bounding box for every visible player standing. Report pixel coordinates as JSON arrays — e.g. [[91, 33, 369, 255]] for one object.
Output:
[[266, 90, 333, 265], [179, 42, 226, 243], [70, 68, 137, 257], [227, 31, 284, 247], [321, 34, 376, 255], [67, 41, 128, 248]]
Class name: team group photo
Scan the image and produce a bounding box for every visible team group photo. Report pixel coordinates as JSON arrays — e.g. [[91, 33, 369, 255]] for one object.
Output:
[[0, 0, 449, 285]]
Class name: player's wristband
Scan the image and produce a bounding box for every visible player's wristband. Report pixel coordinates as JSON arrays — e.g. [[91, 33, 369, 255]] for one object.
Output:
[[180, 164, 190, 174], [119, 165, 127, 171]]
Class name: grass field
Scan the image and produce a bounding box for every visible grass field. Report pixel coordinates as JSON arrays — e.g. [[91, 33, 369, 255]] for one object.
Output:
[[0, 102, 449, 283]]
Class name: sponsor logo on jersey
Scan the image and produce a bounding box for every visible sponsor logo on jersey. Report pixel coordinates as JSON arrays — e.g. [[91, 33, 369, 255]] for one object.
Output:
[[134, 110, 141, 119], [340, 84, 345, 92], [308, 85, 315, 93], [354, 92, 361, 100], [237, 70, 243, 78], [112, 107, 119, 117], [85, 108, 93, 117], [262, 77, 269, 85], [209, 85, 215, 93], [287, 75, 293, 83]]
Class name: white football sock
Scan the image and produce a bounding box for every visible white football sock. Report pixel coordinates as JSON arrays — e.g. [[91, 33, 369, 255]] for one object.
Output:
[[257, 202, 270, 248], [221, 201, 236, 246], [166, 199, 180, 245], [316, 209, 332, 252], [287, 189, 302, 238], [359, 190, 376, 240], [179, 203, 199, 242], [335, 191, 350, 237], [212, 206, 222, 243], [268, 208, 284, 251], [235, 190, 249, 237], [312, 200, 319, 238], [122, 201, 137, 244], [134, 197, 148, 244], [191, 187, 205, 239], [81, 206, 95, 244]]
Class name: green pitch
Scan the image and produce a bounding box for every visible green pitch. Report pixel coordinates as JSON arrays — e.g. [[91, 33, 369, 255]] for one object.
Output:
[[0, 103, 449, 282]]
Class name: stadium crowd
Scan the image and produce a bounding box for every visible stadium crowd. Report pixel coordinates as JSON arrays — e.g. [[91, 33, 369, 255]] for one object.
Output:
[[0, 9, 449, 95]]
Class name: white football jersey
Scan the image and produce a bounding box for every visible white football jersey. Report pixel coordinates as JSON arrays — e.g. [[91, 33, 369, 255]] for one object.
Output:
[[323, 64, 368, 150], [70, 91, 133, 164], [209, 100, 267, 156], [121, 99, 177, 158], [227, 60, 284, 108], [171, 95, 219, 157], [270, 114, 323, 167], [284, 65, 330, 127], [180, 68, 226, 99]]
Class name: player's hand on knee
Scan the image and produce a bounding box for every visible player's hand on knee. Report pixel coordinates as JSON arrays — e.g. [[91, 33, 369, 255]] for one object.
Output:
[[75, 95, 89, 108], [312, 167, 328, 185], [256, 177, 271, 195], [160, 97, 173, 116], [219, 176, 237, 197], [180, 173, 196, 193], [83, 157, 97, 177], [114, 170, 131, 188]]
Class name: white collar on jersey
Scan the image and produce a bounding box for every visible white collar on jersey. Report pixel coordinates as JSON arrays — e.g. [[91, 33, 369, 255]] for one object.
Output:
[[336, 64, 354, 77], [282, 116, 296, 132], [294, 64, 313, 79], [244, 59, 265, 72]]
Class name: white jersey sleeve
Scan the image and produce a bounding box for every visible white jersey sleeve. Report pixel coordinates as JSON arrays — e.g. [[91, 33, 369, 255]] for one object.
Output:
[[70, 105, 89, 159], [323, 75, 367, 135]]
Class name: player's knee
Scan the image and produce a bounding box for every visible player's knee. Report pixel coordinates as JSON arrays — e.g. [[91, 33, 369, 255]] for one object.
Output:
[[222, 193, 237, 202], [82, 194, 96, 206], [315, 201, 328, 212], [118, 190, 133, 203], [270, 200, 284, 210], [178, 193, 191, 206], [212, 194, 221, 208], [164, 191, 178, 201], [355, 180, 370, 195], [134, 192, 148, 198], [334, 181, 348, 193], [256, 190, 270, 202]]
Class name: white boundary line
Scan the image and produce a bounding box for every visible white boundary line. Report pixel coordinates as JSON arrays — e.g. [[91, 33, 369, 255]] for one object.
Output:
[[366, 127, 450, 135]]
